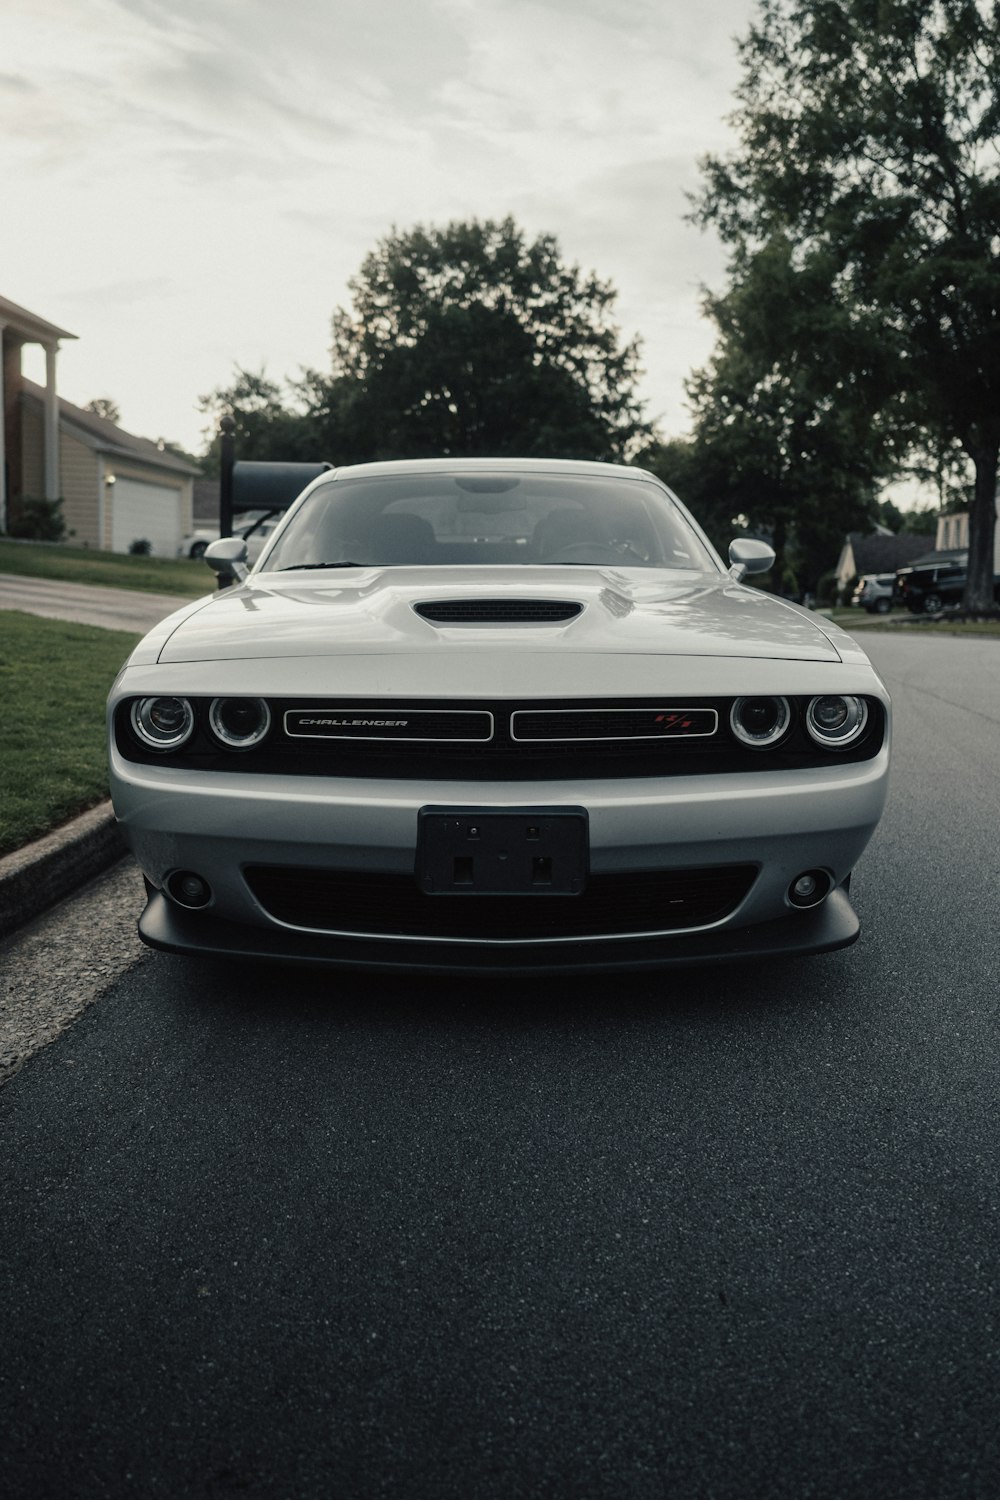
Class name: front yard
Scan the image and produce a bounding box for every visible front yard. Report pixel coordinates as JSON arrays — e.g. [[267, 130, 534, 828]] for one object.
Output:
[[0, 612, 140, 857], [0, 537, 209, 598]]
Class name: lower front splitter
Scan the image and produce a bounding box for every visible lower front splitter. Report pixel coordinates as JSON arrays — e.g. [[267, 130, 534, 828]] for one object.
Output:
[[137, 886, 859, 976]]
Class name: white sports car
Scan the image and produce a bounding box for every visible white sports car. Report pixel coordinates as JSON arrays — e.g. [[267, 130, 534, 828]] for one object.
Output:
[[107, 458, 890, 973]]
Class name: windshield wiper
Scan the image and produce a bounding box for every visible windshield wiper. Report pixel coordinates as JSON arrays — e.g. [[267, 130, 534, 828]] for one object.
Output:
[[278, 561, 364, 571]]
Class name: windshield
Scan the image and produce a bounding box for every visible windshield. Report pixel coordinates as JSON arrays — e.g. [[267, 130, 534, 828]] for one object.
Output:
[[261, 472, 719, 573]]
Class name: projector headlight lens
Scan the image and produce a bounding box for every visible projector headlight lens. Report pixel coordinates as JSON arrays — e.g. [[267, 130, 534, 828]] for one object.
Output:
[[131, 697, 195, 751], [730, 696, 791, 748], [208, 696, 271, 749], [805, 695, 868, 748]]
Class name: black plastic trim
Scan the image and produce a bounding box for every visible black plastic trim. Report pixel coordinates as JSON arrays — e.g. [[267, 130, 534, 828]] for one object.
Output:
[[137, 886, 861, 973]]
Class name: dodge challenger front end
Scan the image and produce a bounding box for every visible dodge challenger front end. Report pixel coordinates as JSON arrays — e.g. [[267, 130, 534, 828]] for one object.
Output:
[[108, 459, 889, 973]]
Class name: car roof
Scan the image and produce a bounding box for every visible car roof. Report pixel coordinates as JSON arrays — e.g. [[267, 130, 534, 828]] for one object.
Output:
[[325, 457, 658, 484]]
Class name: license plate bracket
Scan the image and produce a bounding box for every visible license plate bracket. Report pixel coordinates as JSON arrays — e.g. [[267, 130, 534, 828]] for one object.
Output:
[[417, 807, 589, 896]]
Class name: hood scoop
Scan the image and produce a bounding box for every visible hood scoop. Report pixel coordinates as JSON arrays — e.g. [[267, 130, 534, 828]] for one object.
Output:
[[414, 599, 584, 625]]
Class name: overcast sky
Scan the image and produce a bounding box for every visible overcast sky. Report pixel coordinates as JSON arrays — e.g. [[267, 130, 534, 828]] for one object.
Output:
[[4, 0, 757, 457]]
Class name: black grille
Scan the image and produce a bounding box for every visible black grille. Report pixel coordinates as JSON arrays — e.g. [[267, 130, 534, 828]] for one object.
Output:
[[512, 707, 718, 741], [415, 599, 583, 623], [243, 865, 757, 940]]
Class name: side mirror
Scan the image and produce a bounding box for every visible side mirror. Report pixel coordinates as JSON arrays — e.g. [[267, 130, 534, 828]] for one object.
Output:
[[205, 536, 250, 587], [728, 538, 775, 582]]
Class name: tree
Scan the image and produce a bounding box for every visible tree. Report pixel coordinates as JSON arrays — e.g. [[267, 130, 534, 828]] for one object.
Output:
[[693, 0, 1000, 610], [319, 218, 651, 462], [645, 235, 890, 591], [875, 497, 938, 534], [84, 397, 121, 423], [197, 367, 319, 475]]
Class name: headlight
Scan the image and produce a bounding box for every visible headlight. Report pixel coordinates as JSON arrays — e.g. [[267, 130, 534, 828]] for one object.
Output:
[[730, 696, 791, 748], [208, 696, 271, 749], [131, 696, 195, 750], [805, 695, 868, 749]]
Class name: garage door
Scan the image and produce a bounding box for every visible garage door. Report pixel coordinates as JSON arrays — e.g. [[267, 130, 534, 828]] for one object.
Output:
[[111, 478, 182, 557]]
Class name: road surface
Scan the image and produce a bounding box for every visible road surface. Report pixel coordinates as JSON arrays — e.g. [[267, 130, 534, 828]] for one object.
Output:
[[1, 631, 998, 1499]]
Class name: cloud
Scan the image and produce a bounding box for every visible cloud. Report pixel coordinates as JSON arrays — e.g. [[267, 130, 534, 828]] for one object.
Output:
[[0, 71, 36, 93], [4, 0, 757, 450]]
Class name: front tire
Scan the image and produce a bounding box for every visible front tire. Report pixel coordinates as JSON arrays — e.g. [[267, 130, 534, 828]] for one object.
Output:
[[922, 592, 944, 615]]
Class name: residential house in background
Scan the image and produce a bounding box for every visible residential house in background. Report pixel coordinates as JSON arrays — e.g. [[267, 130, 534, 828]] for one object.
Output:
[[834, 528, 933, 598], [1, 293, 73, 530], [2, 293, 200, 556], [20, 380, 199, 555], [935, 509, 1000, 568]]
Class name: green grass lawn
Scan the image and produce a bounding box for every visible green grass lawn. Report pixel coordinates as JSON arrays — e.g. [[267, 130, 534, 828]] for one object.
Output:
[[0, 611, 140, 858], [0, 537, 210, 597]]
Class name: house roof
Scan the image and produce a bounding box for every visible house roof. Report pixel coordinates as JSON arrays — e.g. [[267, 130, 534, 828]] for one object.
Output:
[[902, 548, 968, 568], [22, 378, 201, 478], [0, 295, 77, 344], [846, 532, 934, 575]]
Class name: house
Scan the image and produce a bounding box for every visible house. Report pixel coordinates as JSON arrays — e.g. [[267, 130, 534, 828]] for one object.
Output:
[[935, 510, 1000, 569], [834, 530, 933, 597], [2, 293, 200, 556], [20, 380, 199, 556], [1, 293, 72, 530]]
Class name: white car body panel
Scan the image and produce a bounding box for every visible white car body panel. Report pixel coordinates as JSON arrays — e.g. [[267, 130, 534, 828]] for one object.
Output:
[[149, 570, 843, 666]]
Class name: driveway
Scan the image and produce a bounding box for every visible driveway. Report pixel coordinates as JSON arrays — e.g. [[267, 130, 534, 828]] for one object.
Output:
[[0, 572, 200, 633], [2, 632, 1000, 1498]]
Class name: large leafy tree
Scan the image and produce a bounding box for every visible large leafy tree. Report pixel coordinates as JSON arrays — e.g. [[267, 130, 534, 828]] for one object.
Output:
[[197, 367, 320, 475], [317, 218, 651, 462], [693, 0, 1000, 609], [664, 234, 897, 591]]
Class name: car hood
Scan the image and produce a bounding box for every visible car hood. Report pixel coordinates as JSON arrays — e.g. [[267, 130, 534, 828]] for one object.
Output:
[[151, 567, 844, 664]]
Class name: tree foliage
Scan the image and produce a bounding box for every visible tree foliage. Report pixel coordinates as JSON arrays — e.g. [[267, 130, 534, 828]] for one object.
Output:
[[663, 236, 893, 591], [83, 397, 121, 424], [693, 0, 1000, 608], [197, 367, 320, 476], [319, 218, 651, 462]]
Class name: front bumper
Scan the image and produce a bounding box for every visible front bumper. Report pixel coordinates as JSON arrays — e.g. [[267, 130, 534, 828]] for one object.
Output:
[[110, 746, 888, 971]]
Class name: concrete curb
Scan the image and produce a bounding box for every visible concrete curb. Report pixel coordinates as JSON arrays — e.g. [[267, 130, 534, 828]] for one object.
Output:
[[0, 802, 128, 941]]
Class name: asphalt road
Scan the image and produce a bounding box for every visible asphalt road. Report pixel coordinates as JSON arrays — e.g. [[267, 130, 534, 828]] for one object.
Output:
[[2, 631, 999, 1499]]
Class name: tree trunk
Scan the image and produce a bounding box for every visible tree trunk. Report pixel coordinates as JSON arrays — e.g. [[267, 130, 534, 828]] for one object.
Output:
[[964, 441, 999, 613]]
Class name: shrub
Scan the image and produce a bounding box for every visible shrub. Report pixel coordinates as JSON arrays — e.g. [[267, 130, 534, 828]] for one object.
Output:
[[128, 538, 152, 555], [6, 494, 66, 542]]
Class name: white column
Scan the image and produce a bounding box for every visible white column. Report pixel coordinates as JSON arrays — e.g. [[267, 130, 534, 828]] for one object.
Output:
[[44, 342, 59, 502], [0, 323, 7, 533]]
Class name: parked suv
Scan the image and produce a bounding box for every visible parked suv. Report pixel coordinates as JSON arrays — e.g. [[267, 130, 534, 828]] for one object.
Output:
[[894, 560, 974, 614], [851, 574, 895, 614]]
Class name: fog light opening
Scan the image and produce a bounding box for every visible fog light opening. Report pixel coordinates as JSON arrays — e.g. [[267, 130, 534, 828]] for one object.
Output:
[[787, 869, 832, 909], [166, 870, 213, 909]]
